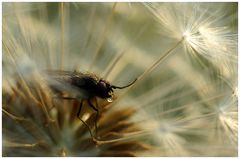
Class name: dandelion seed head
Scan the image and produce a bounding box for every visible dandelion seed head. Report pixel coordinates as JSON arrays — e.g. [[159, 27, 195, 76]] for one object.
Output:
[[215, 97, 238, 145], [155, 122, 185, 147], [200, 75, 238, 146], [146, 117, 198, 156]]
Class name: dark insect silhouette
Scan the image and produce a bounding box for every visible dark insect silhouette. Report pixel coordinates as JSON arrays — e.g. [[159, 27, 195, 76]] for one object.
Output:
[[45, 70, 137, 140]]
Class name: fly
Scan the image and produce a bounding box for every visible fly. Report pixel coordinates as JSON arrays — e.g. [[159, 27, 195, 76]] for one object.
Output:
[[45, 70, 137, 140]]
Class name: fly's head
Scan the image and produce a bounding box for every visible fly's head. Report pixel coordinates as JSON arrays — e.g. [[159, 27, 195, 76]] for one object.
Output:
[[96, 78, 137, 103], [96, 79, 114, 102]]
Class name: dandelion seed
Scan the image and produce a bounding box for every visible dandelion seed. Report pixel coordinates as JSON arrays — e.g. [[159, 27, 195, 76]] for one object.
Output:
[[202, 91, 238, 152], [145, 3, 237, 64]]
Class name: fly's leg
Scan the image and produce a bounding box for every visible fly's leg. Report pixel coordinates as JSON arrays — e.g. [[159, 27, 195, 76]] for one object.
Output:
[[52, 97, 98, 143], [77, 100, 96, 140], [87, 98, 99, 138]]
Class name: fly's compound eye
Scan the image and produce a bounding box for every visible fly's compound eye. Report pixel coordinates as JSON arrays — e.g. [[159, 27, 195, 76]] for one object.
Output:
[[98, 80, 106, 88]]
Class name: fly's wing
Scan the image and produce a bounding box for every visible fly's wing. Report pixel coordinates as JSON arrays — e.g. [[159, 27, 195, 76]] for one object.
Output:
[[43, 70, 90, 99]]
